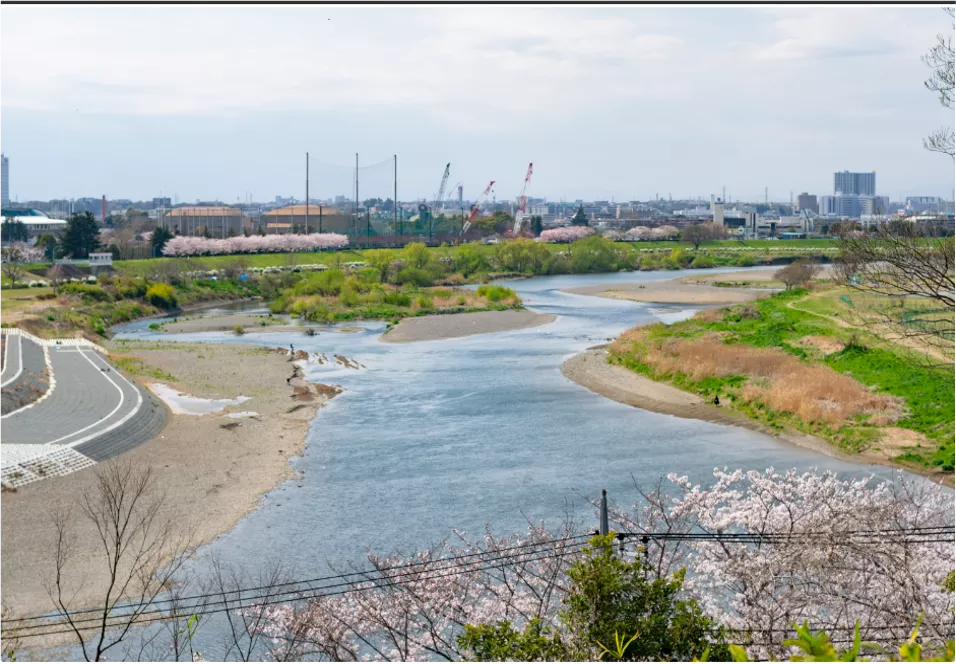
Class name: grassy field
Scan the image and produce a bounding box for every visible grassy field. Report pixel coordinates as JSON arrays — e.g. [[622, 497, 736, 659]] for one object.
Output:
[[609, 288, 955, 473]]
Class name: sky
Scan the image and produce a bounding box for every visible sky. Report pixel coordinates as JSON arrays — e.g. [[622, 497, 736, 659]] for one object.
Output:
[[1, 5, 954, 204]]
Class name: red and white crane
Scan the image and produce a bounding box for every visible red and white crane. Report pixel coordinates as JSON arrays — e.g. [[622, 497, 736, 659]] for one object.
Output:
[[512, 162, 534, 234], [461, 180, 495, 235]]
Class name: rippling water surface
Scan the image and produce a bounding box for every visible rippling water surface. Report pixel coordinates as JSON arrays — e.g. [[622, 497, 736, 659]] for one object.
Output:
[[116, 269, 896, 573]]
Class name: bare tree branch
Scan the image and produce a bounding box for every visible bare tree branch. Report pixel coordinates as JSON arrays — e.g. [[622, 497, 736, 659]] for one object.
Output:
[[44, 461, 195, 662]]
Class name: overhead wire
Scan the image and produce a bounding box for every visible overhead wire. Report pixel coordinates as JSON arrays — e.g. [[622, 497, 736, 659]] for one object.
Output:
[[7, 525, 953, 642]]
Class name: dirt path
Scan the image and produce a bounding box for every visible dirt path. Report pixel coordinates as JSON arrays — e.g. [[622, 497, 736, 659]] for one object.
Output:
[[785, 296, 951, 363]]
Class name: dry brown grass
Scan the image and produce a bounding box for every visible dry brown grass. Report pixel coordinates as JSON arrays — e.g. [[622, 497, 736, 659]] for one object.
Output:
[[693, 307, 730, 323], [637, 334, 903, 427], [798, 335, 846, 355]]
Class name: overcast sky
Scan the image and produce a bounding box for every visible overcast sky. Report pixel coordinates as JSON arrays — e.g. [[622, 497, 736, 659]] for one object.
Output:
[[2, 5, 954, 204]]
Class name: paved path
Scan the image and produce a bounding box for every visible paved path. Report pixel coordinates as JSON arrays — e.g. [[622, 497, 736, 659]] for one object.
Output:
[[1, 345, 166, 487], [1, 337, 50, 415], [0, 334, 22, 387]]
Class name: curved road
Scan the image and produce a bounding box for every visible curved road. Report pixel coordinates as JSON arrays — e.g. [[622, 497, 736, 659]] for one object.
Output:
[[1, 345, 166, 485], [0, 334, 22, 387]]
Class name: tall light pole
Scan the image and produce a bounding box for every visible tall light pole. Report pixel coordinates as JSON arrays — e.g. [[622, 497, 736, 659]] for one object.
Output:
[[306, 152, 310, 234]]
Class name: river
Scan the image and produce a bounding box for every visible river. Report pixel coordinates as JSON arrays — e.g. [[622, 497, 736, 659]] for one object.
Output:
[[113, 268, 898, 578]]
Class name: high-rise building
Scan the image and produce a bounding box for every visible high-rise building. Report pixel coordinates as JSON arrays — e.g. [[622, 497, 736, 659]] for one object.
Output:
[[795, 192, 818, 214], [834, 171, 876, 196], [819, 194, 889, 218], [1, 154, 9, 206]]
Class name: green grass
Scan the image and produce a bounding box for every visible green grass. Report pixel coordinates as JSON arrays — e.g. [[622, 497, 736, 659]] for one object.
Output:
[[110, 355, 176, 381], [610, 289, 955, 471], [80, 239, 836, 275]]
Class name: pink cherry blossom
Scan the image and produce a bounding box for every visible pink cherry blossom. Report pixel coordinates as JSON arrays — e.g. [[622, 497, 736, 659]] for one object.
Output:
[[538, 226, 595, 243], [161, 233, 349, 257]]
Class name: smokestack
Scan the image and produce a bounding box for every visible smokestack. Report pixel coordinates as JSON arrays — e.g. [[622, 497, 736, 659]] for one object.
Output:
[[102, 195, 107, 223]]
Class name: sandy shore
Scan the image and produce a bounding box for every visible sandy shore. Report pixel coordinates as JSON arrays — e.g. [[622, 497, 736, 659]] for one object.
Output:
[[381, 309, 556, 343], [563, 281, 772, 305], [562, 348, 848, 460], [161, 312, 300, 334], [678, 266, 836, 286], [1, 341, 339, 621]]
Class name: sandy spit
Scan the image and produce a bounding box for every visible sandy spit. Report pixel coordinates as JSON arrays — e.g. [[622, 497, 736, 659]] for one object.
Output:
[[563, 281, 772, 305], [1, 341, 338, 621], [561, 348, 849, 460], [381, 309, 556, 344], [161, 312, 299, 334]]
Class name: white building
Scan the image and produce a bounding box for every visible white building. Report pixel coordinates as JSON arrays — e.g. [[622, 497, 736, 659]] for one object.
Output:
[[2, 209, 67, 237]]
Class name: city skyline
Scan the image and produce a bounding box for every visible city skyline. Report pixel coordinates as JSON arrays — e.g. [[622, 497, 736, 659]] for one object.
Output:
[[2, 6, 954, 202]]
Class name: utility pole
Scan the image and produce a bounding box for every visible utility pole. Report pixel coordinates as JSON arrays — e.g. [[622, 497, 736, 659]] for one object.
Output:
[[355, 153, 359, 243], [393, 154, 398, 239], [599, 489, 608, 536], [306, 152, 310, 234]]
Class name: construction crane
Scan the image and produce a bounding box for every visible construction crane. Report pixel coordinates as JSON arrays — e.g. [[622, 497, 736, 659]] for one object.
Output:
[[433, 163, 451, 215], [512, 162, 534, 234], [462, 180, 495, 235]]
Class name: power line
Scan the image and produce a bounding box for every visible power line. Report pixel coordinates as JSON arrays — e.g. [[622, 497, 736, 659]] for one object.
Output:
[[7, 543, 593, 641], [7, 526, 952, 641], [4, 534, 591, 627]]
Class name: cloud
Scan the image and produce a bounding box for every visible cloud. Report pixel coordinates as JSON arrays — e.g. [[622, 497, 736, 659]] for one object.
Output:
[[1, 6, 688, 127]]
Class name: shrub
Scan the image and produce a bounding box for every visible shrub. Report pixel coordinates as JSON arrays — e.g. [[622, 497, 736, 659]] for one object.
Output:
[[60, 282, 112, 302], [383, 293, 411, 307], [416, 295, 435, 310], [691, 255, 715, 268], [431, 289, 453, 299], [294, 268, 345, 296], [669, 248, 694, 267], [393, 267, 434, 287], [476, 284, 517, 303], [145, 283, 178, 309], [233, 324, 245, 335], [736, 255, 755, 267], [116, 277, 149, 299], [338, 284, 360, 307], [304, 303, 335, 323], [569, 236, 621, 273], [456, 295, 467, 306]]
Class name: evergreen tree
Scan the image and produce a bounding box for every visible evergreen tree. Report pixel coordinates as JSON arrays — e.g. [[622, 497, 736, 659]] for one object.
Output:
[[530, 215, 544, 237], [571, 205, 589, 226], [151, 227, 174, 256], [59, 211, 101, 258], [1, 216, 29, 242]]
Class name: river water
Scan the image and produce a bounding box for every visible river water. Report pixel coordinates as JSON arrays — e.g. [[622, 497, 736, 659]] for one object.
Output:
[[115, 269, 897, 575]]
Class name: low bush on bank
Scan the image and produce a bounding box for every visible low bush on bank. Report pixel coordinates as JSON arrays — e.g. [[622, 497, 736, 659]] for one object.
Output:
[[476, 284, 518, 303], [145, 283, 178, 309]]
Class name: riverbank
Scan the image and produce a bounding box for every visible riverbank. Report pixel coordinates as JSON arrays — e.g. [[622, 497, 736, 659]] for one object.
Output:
[[562, 348, 850, 461], [381, 309, 556, 343], [563, 280, 773, 305], [160, 311, 299, 334], [1, 341, 339, 619]]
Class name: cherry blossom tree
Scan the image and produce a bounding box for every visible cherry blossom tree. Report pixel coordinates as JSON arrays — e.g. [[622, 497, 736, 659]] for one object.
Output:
[[161, 233, 348, 257], [605, 468, 955, 657], [538, 227, 595, 243], [625, 226, 652, 241], [250, 469, 953, 661], [650, 225, 680, 240], [1, 242, 45, 286]]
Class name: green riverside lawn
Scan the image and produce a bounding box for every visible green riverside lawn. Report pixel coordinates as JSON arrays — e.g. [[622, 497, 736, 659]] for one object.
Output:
[[608, 289, 955, 474]]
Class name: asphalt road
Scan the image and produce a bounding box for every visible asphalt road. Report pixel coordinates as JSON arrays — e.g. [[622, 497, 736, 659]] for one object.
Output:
[[0, 334, 22, 387]]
